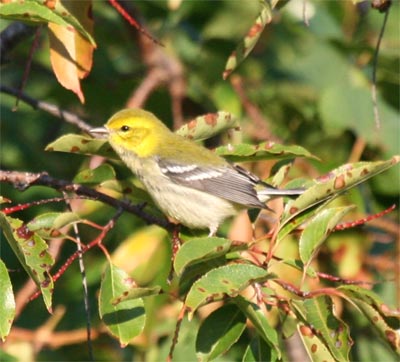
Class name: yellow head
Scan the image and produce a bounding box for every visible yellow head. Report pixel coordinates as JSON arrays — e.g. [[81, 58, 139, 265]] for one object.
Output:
[[104, 109, 170, 158]]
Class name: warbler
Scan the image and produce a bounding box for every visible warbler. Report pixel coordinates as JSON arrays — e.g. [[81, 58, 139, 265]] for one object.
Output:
[[89, 109, 304, 235]]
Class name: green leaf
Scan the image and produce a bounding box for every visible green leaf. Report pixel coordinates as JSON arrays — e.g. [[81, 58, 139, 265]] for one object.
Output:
[[73, 164, 116, 185], [174, 237, 246, 276], [0, 259, 15, 342], [277, 197, 334, 242], [27, 212, 80, 238], [45, 134, 118, 159], [0, 0, 95, 45], [99, 263, 146, 346], [292, 296, 352, 362], [223, 0, 274, 79], [297, 322, 337, 362], [178, 256, 229, 297], [299, 206, 354, 265], [216, 142, 316, 163], [176, 112, 239, 141], [196, 304, 246, 361], [185, 264, 270, 319], [242, 336, 279, 362], [281, 156, 400, 224], [338, 285, 400, 354], [0, 213, 54, 312], [111, 286, 161, 305], [235, 296, 281, 359]]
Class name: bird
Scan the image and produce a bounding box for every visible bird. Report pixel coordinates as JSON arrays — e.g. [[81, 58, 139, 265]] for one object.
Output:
[[89, 108, 304, 236]]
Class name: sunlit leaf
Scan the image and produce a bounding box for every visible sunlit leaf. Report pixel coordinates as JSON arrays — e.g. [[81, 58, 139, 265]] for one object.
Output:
[[48, 1, 94, 102], [176, 112, 239, 141], [297, 322, 336, 362], [112, 286, 161, 305], [99, 263, 146, 346], [174, 237, 246, 276], [277, 197, 333, 242], [45, 134, 118, 159], [223, 0, 275, 79], [281, 156, 400, 225], [338, 285, 400, 354], [27, 212, 80, 238], [292, 296, 352, 362], [73, 164, 116, 185], [216, 142, 316, 162], [299, 206, 355, 265], [185, 264, 270, 319]]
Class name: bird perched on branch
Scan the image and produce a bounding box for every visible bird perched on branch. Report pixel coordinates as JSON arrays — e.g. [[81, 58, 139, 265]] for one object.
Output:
[[90, 109, 304, 235]]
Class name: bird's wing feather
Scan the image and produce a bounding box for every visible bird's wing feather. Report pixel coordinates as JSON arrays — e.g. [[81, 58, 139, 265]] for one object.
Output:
[[157, 158, 266, 208]]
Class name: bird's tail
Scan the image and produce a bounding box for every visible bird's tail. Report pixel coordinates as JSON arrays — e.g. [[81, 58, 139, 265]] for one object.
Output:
[[256, 185, 305, 203]]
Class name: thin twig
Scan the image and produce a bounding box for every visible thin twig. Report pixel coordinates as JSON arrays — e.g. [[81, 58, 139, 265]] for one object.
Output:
[[14, 26, 42, 110], [371, 4, 390, 129], [0, 85, 93, 133], [64, 194, 94, 362], [108, 0, 163, 46]]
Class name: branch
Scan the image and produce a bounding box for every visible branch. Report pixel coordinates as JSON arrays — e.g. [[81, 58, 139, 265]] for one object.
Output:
[[0, 170, 173, 231], [0, 85, 93, 133], [370, 0, 391, 129]]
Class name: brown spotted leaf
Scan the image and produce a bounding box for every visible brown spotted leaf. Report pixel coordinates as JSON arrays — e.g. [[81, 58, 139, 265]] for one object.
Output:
[[45, 134, 118, 159], [281, 156, 400, 225], [338, 285, 400, 354], [216, 142, 316, 162], [223, 0, 276, 79], [292, 296, 352, 362], [185, 264, 270, 320], [0, 212, 54, 313], [27, 212, 81, 239], [111, 286, 161, 306], [176, 112, 239, 141], [297, 322, 336, 362]]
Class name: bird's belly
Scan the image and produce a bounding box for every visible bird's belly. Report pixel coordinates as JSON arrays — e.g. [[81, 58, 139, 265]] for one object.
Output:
[[145, 180, 238, 231]]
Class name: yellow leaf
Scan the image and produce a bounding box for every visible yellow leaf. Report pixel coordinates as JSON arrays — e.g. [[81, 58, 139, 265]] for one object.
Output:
[[48, 0, 94, 103]]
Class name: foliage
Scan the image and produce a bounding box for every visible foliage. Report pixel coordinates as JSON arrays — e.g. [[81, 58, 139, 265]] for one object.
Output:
[[1, 1, 399, 361]]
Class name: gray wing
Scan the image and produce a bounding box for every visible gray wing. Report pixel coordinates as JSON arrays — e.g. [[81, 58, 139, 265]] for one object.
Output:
[[157, 158, 267, 208]]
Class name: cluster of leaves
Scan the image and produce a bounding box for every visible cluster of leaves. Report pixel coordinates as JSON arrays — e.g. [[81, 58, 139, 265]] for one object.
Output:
[[2, 115, 399, 361], [1, 0, 399, 361]]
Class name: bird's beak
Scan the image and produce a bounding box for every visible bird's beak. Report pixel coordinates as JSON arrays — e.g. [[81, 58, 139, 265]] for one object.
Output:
[[89, 126, 109, 139]]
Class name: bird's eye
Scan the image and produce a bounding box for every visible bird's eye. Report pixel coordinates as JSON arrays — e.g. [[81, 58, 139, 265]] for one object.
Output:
[[120, 125, 130, 132]]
